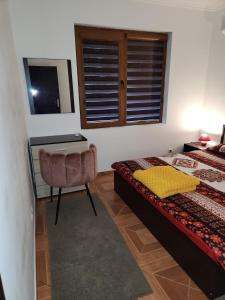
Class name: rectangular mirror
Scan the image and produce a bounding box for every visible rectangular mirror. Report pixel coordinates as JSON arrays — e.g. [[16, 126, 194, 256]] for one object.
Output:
[[23, 58, 75, 114]]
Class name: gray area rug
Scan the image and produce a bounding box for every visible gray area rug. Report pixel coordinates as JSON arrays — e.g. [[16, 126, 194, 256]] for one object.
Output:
[[46, 194, 152, 300]]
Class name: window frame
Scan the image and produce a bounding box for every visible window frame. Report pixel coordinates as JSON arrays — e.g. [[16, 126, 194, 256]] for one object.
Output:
[[75, 25, 168, 129]]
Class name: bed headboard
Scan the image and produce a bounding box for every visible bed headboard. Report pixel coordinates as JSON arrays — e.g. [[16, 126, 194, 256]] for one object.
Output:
[[220, 124, 225, 143]]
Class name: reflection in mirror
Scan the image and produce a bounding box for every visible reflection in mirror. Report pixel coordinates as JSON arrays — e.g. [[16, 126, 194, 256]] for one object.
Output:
[[23, 58, 75, 114]]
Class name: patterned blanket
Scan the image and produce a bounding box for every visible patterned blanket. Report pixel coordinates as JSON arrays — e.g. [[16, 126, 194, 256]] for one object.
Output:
[[111, 150, 225, 271]]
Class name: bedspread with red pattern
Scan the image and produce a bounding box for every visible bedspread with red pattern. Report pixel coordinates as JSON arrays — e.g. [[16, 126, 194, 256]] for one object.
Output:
[[111, 151, 225, 271]]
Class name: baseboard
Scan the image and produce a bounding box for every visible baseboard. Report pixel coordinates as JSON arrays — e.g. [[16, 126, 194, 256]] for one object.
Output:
[[97, 170, 113, 176]]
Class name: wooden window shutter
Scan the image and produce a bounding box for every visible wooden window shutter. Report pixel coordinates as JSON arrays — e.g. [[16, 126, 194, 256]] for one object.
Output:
[[75, 26, 168, 129], [126, 34, 167, 124], [75, 26, 124, 129]]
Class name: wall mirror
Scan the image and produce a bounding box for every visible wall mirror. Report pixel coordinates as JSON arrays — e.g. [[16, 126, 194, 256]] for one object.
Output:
[[23, 58, 75, 114]]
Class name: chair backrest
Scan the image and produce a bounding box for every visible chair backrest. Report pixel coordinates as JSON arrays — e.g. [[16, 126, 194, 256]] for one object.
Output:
[[39, 144, 97, 188]]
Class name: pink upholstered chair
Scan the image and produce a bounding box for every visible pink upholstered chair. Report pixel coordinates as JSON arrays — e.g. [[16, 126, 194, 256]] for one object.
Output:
[[39, 144, 97, 224]]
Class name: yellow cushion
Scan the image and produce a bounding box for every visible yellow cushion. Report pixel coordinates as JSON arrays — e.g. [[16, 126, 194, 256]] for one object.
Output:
[[133, 166, 200, 199]]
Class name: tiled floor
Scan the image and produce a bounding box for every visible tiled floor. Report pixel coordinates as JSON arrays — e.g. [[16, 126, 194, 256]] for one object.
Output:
[[36, 171, 207, 300]]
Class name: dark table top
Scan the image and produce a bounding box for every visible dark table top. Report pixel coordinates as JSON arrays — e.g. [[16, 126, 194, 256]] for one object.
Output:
[[29, 134, 87, 146]]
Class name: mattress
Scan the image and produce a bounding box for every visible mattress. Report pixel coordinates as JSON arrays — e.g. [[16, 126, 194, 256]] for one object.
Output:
[[112, 150, 225, 271]]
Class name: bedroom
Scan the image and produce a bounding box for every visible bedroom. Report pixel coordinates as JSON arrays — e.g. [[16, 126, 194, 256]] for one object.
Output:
[[0, 0, 225, 299]]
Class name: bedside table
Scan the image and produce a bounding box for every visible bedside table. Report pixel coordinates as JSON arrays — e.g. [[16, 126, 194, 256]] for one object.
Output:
[[183, 142, 207, 152]]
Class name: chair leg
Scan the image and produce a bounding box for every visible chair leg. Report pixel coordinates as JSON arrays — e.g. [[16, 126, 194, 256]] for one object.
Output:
[[55, 187, 62, 225], [50, 186, 53, 202], [85, 184, 97, 216]]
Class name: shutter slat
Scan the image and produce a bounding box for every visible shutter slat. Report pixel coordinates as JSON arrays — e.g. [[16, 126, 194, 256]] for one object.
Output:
[[126, 39, 165, 123], [127, 94, 160, 100], [127, 108, 160, 115], [86, 92, 118, 99], [127, 71, 162, 77], [86, 100, 118, 107], [84, 72, 118, 77], [127, 87, 162, 93], [128, 54, 163, 61], [83, 48, 118, 56], [128, 62, 163, 69], [85, 84, 118, 90], [128, 51, 163, 57], [87, 116, 119, 122], [86, 98, 118, 102], [127, 116, 160, 122], [87, 108, 119, 115], [127, 91, 161, 96], [84, 58, 118, 64], [128, 113, 160, 119], [128, 45, 163, 52], [84, 63, 118, 68], [85, 76, 118, 82], [82, 39, 120, 124], [85, 67, 118, 73], [127, 100, 160, 108], [128, 40, 164, 47], [127, 79, 161, 85]]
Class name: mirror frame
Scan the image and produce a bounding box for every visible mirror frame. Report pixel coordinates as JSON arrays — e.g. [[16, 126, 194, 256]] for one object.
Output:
[[23, 58, 75, 114]]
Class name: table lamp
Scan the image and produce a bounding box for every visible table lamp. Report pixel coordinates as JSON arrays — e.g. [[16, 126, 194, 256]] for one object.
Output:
[[199, 133, 211, 146]]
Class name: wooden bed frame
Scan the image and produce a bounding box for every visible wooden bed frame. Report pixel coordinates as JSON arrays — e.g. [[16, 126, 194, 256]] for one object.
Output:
[[220, 124, 225, 143], [114, 125, 225, 299]]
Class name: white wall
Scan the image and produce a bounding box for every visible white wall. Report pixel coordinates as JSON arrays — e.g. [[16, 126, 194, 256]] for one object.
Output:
[[202, 8, 225, 140], [8, 0, 214, 171], [0, 0, 35, 299]]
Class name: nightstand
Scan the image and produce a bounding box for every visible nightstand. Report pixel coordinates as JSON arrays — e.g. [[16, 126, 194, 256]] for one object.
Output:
[[183, 142, 207, 152]]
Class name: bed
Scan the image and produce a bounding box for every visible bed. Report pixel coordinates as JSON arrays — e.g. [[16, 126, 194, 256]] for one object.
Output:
[[112, 126, 225, 300]]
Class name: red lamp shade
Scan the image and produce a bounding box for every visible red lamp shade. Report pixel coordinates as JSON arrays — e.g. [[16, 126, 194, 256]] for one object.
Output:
[[199, 133, 211, 146]]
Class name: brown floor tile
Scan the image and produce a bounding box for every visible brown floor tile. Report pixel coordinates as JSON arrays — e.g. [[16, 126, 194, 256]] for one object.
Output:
[[137, 248, 170, 267], [189, 287, 207, 300], [36, 251, 48, 285], [109, 202, 132, 217], [155, 265, 189, 285], [96, 181, 114, 193], [155, 275, 189, 300], [37, 280, 45, 288], [126, 226, 146, 252], [36, 215, 45, 235], [189, 279, 201, 290], [36, 235, 48, 251], [126, 225, 161, 254], [37, 285, 51, 300], [114, 212, 141, 228], [142, 256, 177, 274], [142, 271, 169, 300]]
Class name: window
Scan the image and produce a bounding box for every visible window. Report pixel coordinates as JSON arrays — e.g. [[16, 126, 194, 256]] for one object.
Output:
[[75, 26, 168, 129]]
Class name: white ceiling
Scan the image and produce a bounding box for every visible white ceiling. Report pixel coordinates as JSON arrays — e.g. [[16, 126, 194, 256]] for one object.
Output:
[[136, 0, 225, 11]]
